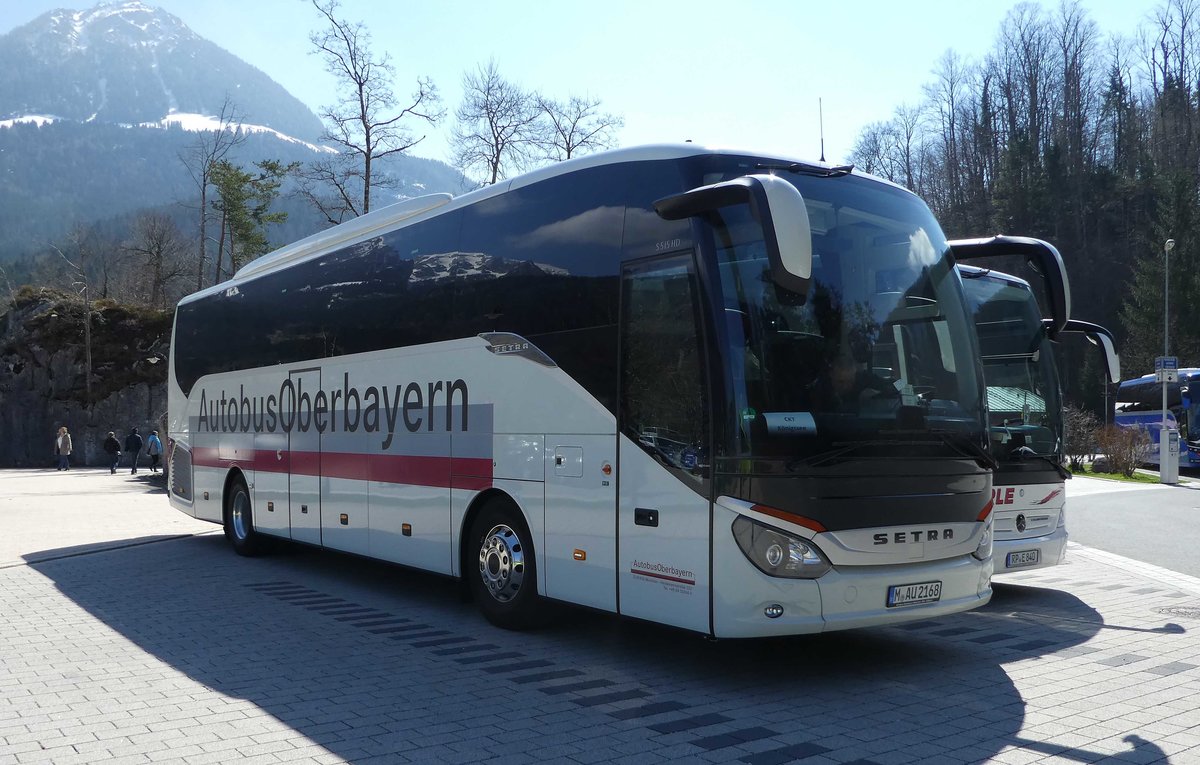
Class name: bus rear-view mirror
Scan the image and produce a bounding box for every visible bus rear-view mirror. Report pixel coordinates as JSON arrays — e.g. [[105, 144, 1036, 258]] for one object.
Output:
[[1060, 318, 1121, 384], [949, 235, 1071, 336], [654, 174, 812, 298]]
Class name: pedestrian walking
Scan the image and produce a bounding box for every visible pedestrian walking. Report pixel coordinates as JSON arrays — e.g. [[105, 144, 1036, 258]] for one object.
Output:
[[147, 430, 163, 473], [103, 431, 121, 474], [54, 426, 72, 471], [124, 427, 143, 475]]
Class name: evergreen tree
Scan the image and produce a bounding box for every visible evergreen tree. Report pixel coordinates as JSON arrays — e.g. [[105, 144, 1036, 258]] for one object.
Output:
[[210, 159, 297, 281]]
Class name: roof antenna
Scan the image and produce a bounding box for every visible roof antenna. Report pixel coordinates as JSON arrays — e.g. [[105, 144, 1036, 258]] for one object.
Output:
[[819, 98, 826, 163]]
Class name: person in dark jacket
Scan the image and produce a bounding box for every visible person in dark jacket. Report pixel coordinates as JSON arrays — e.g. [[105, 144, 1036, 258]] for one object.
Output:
[[54, 426, 73, 471], [103, 431, 121, 474], [810, 352, 897, 412], [125, 427, 144, 475]]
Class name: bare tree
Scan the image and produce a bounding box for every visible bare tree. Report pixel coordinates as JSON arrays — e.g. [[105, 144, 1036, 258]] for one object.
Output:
[[1146, 0, 1200, 171], [296, 155, 366, 227], [450, 59, 542, 185], [124, 212, 188, 309], [923, 50, 973, 221], [0, 264, 17, 309], [180, 97, 245, 291], [850, 104, 928, 192], [851, 120, 897, 180], [997, 3, 1054, 154], [892, 102, 928, 192], [305, 0, 443, 221], [535, 94, 623, 161], [47, 226, 100, 409]]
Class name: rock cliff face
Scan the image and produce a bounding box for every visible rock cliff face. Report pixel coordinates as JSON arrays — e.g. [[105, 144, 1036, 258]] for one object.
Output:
[[0, 288, 172, 467]]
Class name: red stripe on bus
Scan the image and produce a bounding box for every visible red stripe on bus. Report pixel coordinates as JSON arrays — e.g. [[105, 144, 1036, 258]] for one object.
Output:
[[190, 448, 492, 490], [977, 499, 994, 522], [751, 503, 827, 533], [1035, 488, 1063, 505]]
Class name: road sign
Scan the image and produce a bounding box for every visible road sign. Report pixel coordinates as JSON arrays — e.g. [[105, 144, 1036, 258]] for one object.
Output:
[[1155, 356, 1179, 371]]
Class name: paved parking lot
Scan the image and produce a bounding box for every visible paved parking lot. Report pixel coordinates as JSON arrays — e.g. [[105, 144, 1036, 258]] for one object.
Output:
[[2, 470, 1199, 764]]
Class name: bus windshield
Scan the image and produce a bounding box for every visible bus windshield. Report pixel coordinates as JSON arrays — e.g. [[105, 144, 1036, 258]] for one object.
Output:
[[961, 272, 1063, 460], [709, 171, 986, 465]]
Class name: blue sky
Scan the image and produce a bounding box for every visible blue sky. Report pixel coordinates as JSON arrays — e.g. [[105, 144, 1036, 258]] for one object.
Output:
[[2, 0, 1163, 166]]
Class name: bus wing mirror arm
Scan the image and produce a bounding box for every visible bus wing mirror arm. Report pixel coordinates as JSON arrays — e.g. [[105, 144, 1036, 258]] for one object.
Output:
[[654, 174, 812, 299], [949, 235, 1071, 336], [1057, 318, 1121, 384]]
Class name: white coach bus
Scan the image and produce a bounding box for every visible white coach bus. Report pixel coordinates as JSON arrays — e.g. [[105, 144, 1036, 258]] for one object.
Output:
[[167, 144, 997, 638], [954, 245, 1118, 574]]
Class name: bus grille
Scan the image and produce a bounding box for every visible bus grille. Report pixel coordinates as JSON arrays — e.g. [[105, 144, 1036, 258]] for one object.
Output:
[[169, 443, 193, 501]]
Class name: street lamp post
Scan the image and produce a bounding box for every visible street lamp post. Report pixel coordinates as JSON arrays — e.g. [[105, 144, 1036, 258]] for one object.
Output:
[[1162, 238, 1176, 484]]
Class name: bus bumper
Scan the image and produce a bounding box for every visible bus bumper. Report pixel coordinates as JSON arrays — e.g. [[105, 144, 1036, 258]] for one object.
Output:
[[712, 539, 992, 638], [992, 526, 1067, 575]]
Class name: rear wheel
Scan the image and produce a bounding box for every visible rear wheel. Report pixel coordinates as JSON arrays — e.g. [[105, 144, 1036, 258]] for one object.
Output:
[[224, 474, 266, 556], [468, 499, 543, 630]]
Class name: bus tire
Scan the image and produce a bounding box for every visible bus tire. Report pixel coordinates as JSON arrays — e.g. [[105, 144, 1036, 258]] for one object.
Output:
[[468, 499, 543, 630], [224, 474, 266, 557]]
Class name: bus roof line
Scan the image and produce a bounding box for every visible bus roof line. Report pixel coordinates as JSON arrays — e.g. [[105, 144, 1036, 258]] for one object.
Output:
[[232, 193, 456, 282], [183, 143, 867, 305]]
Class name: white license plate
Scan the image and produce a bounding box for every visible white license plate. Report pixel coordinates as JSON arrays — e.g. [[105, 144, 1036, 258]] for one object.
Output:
[[1006, 549, 1040, 568], [886, 580, 942, 607]]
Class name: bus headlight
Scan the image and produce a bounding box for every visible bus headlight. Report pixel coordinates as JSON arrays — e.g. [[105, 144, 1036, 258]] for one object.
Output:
[[732, 516, 830, 579], [1057, 506, 1066, 529], [972, 519, 993, 561]]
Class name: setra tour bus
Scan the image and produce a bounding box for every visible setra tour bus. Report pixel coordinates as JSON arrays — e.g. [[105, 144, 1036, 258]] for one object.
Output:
[[956, 250, 1118, 574], [167, 144, 997, 638]]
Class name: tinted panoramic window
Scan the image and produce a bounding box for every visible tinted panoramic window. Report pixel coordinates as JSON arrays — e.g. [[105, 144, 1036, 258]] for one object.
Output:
[[173, 210, 464, 395], [454, 164, 637, 411], [173, 163, 662, 413]]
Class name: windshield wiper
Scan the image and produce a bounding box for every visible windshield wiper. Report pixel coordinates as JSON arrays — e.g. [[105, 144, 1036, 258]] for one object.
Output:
[[755, 161, 854, 178], [795, 441, 869, 468], [795, 439, 916, 468], [797, 436, 979, 469], [933, 431, 999, 471], [1009, 446, 1071, 480]]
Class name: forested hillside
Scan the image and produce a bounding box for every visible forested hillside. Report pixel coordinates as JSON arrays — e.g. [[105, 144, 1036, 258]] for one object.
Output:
[[851, 0, 1199, 409]]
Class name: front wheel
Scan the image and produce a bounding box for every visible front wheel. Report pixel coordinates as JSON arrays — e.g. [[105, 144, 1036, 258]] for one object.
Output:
[[224, 474, 266, 557], [468, 499, 544, 630]]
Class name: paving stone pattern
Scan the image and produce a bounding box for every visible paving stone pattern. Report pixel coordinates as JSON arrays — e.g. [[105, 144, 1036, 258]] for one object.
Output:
[[2, 485, 1200, 762]]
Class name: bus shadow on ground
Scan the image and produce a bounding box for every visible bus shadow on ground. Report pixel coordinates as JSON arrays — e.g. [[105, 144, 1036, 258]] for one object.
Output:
[[23, 539, 1176, 764], [19, 534, 196, 566]]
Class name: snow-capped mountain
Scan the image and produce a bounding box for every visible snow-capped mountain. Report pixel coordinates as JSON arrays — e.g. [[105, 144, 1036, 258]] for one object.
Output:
[[0, 0, 325, 141], [410, 253, 570, 284], [0, 1, 469, 263]]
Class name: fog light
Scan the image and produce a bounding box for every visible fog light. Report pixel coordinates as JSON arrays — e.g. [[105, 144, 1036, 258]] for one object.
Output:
[[764, 604, 784, 619]]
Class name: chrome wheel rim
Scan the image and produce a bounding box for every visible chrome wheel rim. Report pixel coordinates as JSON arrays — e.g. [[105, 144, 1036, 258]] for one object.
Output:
[[231, 489, 250, 541], [478, 524, 525, 603]]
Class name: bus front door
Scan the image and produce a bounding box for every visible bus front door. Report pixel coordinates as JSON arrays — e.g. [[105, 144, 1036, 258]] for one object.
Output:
[[288, 368, 322, 546], [616, 253, 712, 635]]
